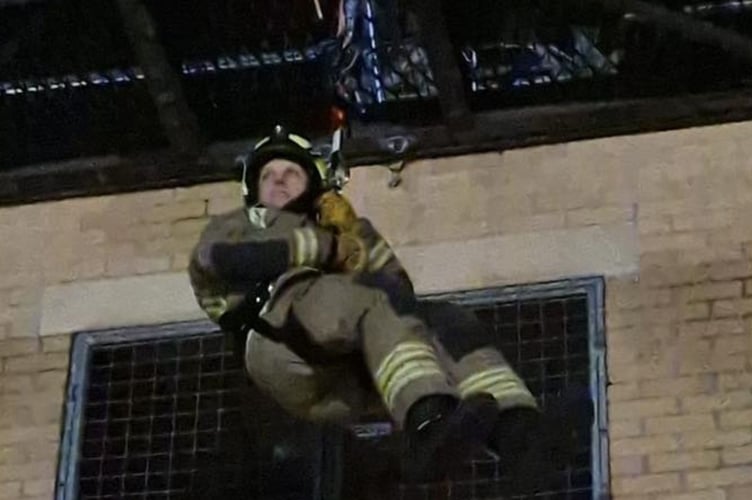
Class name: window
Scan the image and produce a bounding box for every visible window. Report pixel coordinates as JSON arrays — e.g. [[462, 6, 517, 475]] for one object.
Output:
[[57, 277, 608, 499], [337, 277, 609, 500], [56, 321, 338, 500]]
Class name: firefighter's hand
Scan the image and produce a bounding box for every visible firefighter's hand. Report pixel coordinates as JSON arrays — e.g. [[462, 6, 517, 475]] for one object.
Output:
[[315, 190, 359, 233], [331, 232, 368, 273]]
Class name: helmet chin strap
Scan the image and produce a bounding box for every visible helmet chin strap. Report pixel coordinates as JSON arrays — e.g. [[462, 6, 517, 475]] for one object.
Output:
[[238, 155, 250, 200]]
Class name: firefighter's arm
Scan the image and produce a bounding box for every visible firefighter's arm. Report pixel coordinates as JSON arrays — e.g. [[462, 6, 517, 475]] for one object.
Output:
[[192, 222, 366, 285], [352, 217, 419, 314]]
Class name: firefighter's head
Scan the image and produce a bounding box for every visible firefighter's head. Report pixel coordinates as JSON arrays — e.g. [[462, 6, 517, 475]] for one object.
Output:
[[239, 125, 329, 212]]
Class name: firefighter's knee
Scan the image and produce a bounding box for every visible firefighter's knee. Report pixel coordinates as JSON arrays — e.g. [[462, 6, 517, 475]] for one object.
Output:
[[291, 275, 390, 350], [422, 300, 494, 361]]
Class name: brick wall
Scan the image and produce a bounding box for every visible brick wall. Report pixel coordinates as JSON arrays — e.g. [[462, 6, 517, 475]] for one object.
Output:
[[2, 120, 752, 498]]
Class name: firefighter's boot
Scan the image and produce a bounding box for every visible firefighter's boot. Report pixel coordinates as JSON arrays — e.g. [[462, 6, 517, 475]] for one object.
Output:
[[492, 385, 595, 495], [401, 393, 498, 483]]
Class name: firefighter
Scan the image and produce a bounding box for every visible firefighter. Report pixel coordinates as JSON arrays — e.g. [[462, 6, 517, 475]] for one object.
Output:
[[188, 126, 585, 489]]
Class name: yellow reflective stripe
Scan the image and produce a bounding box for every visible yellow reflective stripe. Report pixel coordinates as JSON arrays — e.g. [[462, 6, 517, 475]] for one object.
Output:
[[457, 367, 523, 396], [375, 341, 444, 411], [385, 365, 443, 410], [303, 228, 319, 266], [375, 342, 437, 388], [368, 239, 394, 272], [292, 229, 307, 266], [292, 228, 320, 267], [376, 350, 437, 396]]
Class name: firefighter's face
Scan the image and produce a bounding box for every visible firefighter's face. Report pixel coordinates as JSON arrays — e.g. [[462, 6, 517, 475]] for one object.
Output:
[[258, 159, 310, 209]]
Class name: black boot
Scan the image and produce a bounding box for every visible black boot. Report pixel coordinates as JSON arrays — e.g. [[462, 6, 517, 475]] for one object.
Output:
[[491, 407, 551, 495], [492, 386, 595, 495], [402, 393, 498, 483]]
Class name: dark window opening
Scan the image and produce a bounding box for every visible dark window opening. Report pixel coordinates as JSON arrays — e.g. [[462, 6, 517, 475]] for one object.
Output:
[[57, 278, 607, 500], [58, 324, 331, 500]]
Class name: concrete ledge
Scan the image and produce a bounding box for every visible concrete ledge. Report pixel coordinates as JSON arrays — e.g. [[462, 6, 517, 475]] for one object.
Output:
[[38, 224, 637, 335], [40, 273, 205, 336], [398, 223, 638, 294]]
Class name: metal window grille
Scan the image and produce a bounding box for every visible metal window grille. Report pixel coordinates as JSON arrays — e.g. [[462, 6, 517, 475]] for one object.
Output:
[[338, 277, 608, 500], [56, 321, 333, 500], [5, 1, 752, 170], [57, 277, 607, 500]]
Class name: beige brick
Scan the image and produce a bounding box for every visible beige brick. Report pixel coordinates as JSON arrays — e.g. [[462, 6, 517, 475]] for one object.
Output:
[[207, 196, 238, 216], [679, 351, 746, 375], [0, 445, 28, 465], [710, 261, 752, 281], [0, 461, 55, 481], [606, 309, 641, 329], [611, 420, 644, 439], [661, 491, 726, 500], [106, 223, 171, 245], [673, 210, 733, 232], [170, 251, 191, 271], [0, 338, 40, 357], [31, 400, 63, 426], [0, 425, 59, 446], [681, 302, 713, 321], [714, 335, 751, 356], [0, 482, 21, 500], [610, 398, 679, 420], [679, 319, 746, 338], [719, 372, 752, 390], [144, 200, 207, 223], [649, 450, 719, 472], [611, 455, 645, 476], [682, 391, 752, 413], [720, 410, 752, 429], [612, 473, 681, 495], [641, 233, 708, 254], [645, 414, 715, 435], [609, 383, 640, 401], [712, 298, 752, 318], [174, 182, 234, 203], [33, 371, 66, 393], [639, 263, 710, 288], [745, 279, 752, 297], [171, 218, 208, 238], [0, 375, 34, 396], [723, 446, 752, 466], [0, 402, 34, 430], [729, 485, 752, 500], [611, 288, 673, 311], [106, 254, 171, 277], [610, 360, 674, 383], [40, 335, 71, 353], [7, 288, 40, 309], [686, 466, 752, 489], [612, 435, 680, 456], [680, 429, 752, 450], [21, 478, 53, 496], [70, 252, 106, 281], [639, 376, 715, 399], [678, 282, 744, 303], [3, 353, 68, 374]]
